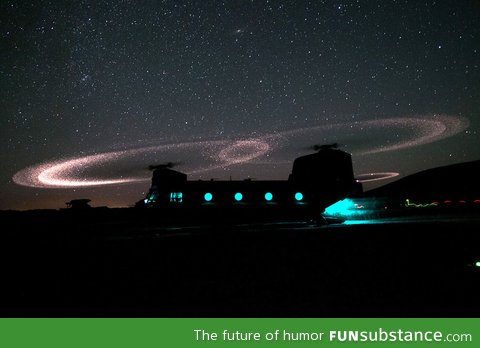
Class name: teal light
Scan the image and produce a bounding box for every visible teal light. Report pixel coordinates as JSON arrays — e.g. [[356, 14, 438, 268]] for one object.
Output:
[[204, 192, 213, 202], [265, 192, 273, 201], [295, 192, 303, 201], [323, 198, 373, 221], [324, 198, 356, 217], [475, 261, 480, 268], [234, 192, 243, 201]]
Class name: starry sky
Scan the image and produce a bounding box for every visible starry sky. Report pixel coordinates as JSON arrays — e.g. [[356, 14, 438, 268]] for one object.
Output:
[[1, 0, 479, 210]]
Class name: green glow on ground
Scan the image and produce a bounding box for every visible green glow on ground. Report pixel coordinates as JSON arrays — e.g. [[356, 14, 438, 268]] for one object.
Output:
[[343, 219, 377, 225]]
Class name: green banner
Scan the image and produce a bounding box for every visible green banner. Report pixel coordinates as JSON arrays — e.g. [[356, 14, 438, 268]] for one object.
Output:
[[0, 318, 477, 348]]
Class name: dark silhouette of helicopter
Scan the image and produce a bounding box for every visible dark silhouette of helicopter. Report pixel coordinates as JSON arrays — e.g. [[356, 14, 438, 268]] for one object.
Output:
[[136, 144, 361, 224]]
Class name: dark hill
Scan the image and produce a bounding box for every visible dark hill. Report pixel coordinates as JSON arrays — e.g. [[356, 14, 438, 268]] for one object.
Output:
[[364, 160, 480, 200]]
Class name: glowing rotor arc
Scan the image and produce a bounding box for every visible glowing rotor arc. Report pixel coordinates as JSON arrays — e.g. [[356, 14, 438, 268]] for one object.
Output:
[[12, 139, 271, 188], [11, 114, 469, 189], [355, 172, 400, 183]]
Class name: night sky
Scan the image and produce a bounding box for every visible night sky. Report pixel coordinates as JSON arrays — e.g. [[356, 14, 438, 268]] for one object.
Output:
[[1, 0, 479, 210]]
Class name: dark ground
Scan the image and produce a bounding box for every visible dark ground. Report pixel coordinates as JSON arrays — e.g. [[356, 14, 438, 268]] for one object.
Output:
[[1, 208, 480, 317]]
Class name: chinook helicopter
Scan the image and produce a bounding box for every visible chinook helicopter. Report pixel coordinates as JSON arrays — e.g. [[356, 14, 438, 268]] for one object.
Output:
[[136, 144, 362, 224]]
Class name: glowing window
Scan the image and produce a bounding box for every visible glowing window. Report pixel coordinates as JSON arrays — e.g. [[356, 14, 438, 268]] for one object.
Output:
[[204, 192, 213, 202], [234, 192, 243, 201], [169, 192, 183, 203], [264, 192, 273, 201], [145, 192, 157, 204], [295, 192, 303, 201]]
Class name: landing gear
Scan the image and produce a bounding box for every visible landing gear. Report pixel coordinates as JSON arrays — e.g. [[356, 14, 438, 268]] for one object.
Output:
[[319, 214, 345, 225]]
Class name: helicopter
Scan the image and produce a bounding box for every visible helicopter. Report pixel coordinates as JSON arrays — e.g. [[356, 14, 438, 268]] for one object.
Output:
[[136, 144, 362, 224]]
